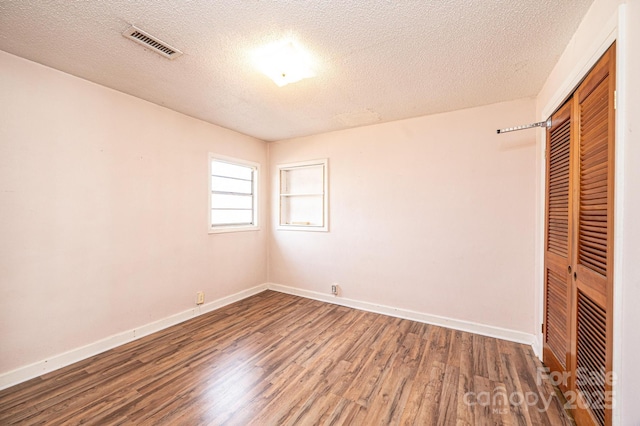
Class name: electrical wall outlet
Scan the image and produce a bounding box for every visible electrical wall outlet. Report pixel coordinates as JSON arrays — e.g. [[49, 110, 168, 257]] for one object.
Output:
[[196, 291, 205, 305], [331, 284, 339, 295]]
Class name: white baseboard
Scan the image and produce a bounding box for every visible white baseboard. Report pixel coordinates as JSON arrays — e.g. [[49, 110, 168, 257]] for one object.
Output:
[[1, 282, 537, 391], [532, 334, 543, 359], [266, 283, 536, 347], [0, 283, 268, 391]]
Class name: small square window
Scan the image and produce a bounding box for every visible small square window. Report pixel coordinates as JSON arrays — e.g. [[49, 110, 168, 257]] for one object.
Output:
[[209, 154, 259, 233], [278, 159, 328, 232]]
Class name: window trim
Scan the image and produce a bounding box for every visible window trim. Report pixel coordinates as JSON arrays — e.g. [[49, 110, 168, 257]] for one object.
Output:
[[208, 153, 260, 234], [277, 158, 329, 232]]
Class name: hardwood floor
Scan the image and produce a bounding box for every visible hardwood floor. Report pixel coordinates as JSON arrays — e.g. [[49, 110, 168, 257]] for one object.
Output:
[[0, 291, 572, 425]]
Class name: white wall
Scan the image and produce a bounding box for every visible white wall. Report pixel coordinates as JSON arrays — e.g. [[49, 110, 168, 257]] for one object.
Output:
[[535, 0, 639, 423], [268, 98, 538, 336], [619, 2, 640, 424], [0, 51, 268, 377]]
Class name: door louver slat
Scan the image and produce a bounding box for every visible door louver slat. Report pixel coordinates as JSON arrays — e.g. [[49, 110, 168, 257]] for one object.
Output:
[[576, 291, 606, 426], [547, 118, 571, 258], [546, 269, 568, 368], [579, 77, 609, 277]]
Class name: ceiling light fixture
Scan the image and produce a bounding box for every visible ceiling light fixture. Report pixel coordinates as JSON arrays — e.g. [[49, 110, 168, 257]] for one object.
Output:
[[252, 38, 316, 87]]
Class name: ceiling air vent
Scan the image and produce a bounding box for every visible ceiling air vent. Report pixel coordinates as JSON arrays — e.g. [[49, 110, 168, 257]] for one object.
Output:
[[122, 25, 183, 60]]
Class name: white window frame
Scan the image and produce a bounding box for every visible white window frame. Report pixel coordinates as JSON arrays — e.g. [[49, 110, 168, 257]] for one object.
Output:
[[208, 153, 260, 234], [277, 158, 329, 232]]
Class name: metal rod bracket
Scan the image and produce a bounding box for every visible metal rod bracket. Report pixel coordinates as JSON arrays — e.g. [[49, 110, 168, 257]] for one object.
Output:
[[497, 118, 551, 134]]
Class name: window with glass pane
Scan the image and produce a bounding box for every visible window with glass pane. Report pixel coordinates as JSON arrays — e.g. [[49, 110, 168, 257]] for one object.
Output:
[[209, 155, 258, 232]]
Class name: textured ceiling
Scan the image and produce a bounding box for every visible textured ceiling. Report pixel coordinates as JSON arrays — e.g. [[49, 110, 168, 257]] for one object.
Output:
[[0, 0, 594, 141]]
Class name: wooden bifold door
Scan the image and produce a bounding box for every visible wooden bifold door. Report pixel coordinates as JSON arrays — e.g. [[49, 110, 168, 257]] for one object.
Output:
[[543, 43, 615, 426]]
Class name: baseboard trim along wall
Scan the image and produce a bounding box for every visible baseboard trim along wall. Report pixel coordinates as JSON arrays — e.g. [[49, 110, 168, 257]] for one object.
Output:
[[0, 284, 268, 391], [266, 283, 538, 351], [1, 282, 538, 391]]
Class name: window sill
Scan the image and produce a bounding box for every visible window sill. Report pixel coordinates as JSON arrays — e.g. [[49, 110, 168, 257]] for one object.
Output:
[[209, 225, 260, 234], [277, 224, 328, 232]]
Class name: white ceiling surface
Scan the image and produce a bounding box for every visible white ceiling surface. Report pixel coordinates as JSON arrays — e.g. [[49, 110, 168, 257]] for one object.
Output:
[[0, 1, 594, 141]]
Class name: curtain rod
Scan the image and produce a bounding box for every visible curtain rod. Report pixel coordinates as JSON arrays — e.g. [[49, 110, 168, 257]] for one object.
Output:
[[497, 119, 551, 134]]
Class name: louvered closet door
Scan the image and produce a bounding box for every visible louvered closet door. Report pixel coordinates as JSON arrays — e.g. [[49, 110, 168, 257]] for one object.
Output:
[[571, 43, 615, 426], [543, 98, 573, 393]]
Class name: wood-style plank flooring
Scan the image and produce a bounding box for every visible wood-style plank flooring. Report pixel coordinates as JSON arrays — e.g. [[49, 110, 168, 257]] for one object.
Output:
[[0, 291, 572, 425]]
